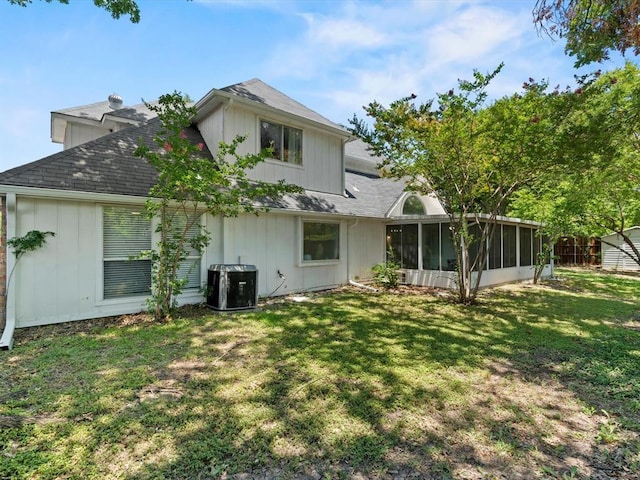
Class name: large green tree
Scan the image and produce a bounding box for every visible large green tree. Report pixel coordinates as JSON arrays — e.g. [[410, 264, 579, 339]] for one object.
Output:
[[351, 66, 581, 303], [511, 63, 640, 267], [8, 0, 141, 22], [135, 93, 301, 321], [533, 0, 640, 66]]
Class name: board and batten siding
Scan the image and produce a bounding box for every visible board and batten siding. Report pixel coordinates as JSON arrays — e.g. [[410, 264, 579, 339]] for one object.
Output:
[[14, 197, 104, 327], [197, 103, 345, 195], [602, 228, 640, 271], [12, 197, 206, 328]]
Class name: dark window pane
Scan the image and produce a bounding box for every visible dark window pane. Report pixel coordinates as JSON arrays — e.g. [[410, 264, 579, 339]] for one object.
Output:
[[260, 121, 282, 159], [467, 222, 485, 271], [386, 225, 402, 264], [401, 224, 418, 269], [403, 196, 425, 215], [284, 126, 303, 164], [422, 223, 440, 270], [489, 225, 502, 270], [104, 259, 151, 299], [520, 227, 532, 266], [441, 223, 457, 271], [503, 225, 517, 267], [303, 222, 339, 261]]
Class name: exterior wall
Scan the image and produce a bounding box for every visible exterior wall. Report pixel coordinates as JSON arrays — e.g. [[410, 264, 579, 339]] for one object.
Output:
[[602, 229, 640, 271], [210, 212, 360, 297], [347, 219, 385, 282], [197, 103, 345, 195], [11, 196, 203, 328], [63, 123, 112, 149], [9, 196, 378, 328]]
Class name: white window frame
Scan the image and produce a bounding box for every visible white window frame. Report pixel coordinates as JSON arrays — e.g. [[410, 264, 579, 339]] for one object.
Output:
[[259, 118, 303, 166], [98, 205, 204, 303], [298, 218, 341, 266]]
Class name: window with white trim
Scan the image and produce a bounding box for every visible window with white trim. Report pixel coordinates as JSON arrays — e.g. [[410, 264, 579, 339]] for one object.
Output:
[[103, 206, 152, 299], [302, 222, 339, 261], [103, 207, 203, 300], [402, 195, 425, 215], [260, 120, 303, 165], [171, 212, 202, 290]]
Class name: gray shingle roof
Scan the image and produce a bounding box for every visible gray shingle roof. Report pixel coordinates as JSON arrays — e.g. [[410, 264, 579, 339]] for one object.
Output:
[[0, 117, 405, 218], [257, 171, 406, 218], [53, 100, 156, 124], [0, 118, 208, 197], [220, 79, 346, 133]]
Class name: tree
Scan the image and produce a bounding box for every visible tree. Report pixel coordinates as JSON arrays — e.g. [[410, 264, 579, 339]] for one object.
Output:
[[351, 66, 582, 303], [533, 0, 640, 66], [135, 92, 302, 321], [509, 63, 640, 268], [8, 0, 141, 22]]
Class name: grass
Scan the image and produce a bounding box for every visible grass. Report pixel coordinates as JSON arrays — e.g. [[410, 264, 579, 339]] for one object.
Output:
[[1, 267, 639, 479]]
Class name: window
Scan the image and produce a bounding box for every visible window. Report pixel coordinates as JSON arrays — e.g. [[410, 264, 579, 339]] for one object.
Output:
[[489, 225, 502, 270], [422, 223, 440, 270], [260, 120, 303, 165], [103, 207, 203, 300], [402, 195, 425, 215], [520, 227, 533, 266], [103, 206, 152, 299], [503, 225, 517, 267], [303, 222, 339, 261], [441, 223, 457, 271], [171, 213, 203, 289], [386, 224, 418, 269]]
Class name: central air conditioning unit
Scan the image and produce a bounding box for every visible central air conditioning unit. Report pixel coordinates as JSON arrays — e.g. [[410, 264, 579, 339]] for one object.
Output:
[[207, 264, 258, 311]]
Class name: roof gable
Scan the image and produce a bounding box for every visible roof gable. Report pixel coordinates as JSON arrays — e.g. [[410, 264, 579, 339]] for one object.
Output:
[[197, 79, 349, 136]]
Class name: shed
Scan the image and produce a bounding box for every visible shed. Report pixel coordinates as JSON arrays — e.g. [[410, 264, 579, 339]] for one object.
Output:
[[601, 226, 640, 272]]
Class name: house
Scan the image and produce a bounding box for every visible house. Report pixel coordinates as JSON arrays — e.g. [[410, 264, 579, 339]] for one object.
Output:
[[601, 227, 640, 271], [0, 79, 552, 348]]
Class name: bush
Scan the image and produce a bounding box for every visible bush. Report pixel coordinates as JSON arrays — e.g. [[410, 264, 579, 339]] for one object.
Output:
[[372, 260, 400, 289]]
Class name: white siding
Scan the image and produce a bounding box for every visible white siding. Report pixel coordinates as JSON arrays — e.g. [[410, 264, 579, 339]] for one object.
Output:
[[602, 229, 640, 271], [197, 105, 224, 155], [208, 212, 354, 297], [12, 197, 204, 328], [347, 220, 385, 281], [63, 123, 112, 149], [198, 104, 345, 195]]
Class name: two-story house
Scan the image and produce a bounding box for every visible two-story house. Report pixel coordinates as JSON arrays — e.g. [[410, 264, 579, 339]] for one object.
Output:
[[0, 79, 551, 348]]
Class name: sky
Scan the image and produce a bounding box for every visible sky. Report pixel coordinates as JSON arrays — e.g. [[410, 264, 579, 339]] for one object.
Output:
[[0, 0, 631, 172]]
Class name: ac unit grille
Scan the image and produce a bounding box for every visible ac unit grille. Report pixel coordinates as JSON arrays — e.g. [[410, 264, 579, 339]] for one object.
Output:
[[207, 264, 258, 311]]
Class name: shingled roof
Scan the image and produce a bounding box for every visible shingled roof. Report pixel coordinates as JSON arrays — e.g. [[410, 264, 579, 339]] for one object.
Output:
[[0, 116, 406, 218], [0, 118, 200, 197], [202, 79, 348, 134]]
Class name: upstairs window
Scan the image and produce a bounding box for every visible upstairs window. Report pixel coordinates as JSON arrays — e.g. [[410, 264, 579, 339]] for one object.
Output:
[[260, 120, 303, 165]]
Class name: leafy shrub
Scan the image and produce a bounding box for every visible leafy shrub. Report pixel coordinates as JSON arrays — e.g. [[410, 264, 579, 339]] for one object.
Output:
[[372, 260, 400, 289]]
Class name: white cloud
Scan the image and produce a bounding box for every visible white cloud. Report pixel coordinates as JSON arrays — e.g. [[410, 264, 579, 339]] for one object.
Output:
[[302, 14, 390, 50]]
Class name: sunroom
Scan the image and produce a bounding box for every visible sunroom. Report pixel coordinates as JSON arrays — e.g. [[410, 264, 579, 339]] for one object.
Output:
[[384, 194, 553, 289]]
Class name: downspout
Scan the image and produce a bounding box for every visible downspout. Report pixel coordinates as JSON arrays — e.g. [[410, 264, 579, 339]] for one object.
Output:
[[0, 193, 16, 349]]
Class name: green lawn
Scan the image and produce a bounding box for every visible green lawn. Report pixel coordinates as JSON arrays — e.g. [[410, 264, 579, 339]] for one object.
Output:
[[1, 268, 639, 479]]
